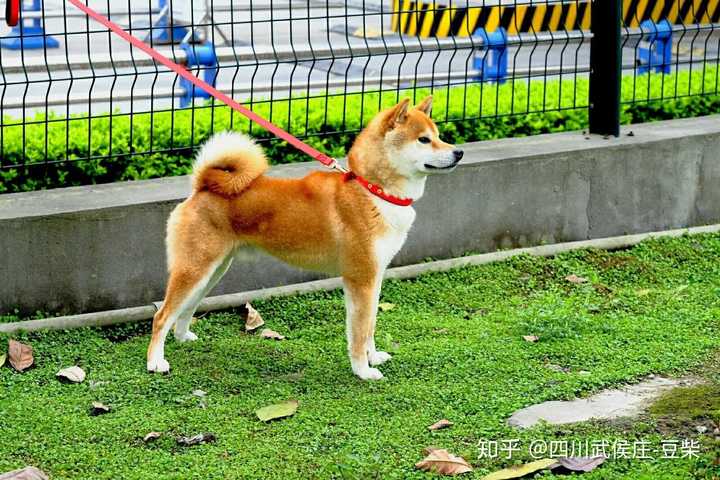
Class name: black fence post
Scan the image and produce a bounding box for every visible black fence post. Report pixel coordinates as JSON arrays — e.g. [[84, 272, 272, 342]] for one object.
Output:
[[588, 0, 622, 136]]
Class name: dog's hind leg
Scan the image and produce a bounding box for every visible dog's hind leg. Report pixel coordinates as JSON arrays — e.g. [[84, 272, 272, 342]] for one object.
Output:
[[147, 202, 233, 373], [173, 253, 234, 343], [147, 259, 222, 373]]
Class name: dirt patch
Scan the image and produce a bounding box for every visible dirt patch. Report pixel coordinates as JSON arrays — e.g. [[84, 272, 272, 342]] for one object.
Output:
[[583, 249, 656, 278], [600, 255, 639, 270], [649, 384, 720, 438], [96, 322, 152, 343], [650, 384, 720, 419]]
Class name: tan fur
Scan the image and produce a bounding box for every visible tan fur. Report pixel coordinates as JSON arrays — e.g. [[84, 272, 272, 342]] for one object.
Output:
[[147, 97, 459, 379]]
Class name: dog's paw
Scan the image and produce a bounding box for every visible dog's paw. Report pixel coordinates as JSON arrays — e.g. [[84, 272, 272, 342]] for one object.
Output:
[[368, 351, 392, 366], [147, 358, 170, 374], [175, 331, 198, 343], [354, 366, 384, 381]]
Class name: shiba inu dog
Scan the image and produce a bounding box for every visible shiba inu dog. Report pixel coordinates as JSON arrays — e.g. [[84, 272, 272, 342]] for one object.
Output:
[[147, 96, 463, 380]]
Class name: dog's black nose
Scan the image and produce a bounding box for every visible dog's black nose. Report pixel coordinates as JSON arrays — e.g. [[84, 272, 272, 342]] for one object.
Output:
[[453, 149, 464, 161]]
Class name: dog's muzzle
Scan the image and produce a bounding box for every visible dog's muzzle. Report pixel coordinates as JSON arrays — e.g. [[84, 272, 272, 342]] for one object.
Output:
[[425, 149, 463, 170]]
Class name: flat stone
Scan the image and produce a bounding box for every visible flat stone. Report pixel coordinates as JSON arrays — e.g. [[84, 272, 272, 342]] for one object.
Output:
[[508, 376, 701, 429], [0, 466, 49, 480]]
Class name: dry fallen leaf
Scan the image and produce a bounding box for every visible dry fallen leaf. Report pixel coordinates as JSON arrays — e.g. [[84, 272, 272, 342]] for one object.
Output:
[[192, 389, 208, 408], [8, 340, 33, 372], [89, 380, 108, 389], [256, 400, 298, 422], [522, 335, 539, 343], [565, 274, 588, 284], [0, 466, 49, 480], [428, 419, 453, 431], [143, 431, 162, 443], [260, 329, 285, 341], [378, 302, 396, 312], [545, 363, 569, 373], [551, 456, 606, 473], [56, 366, 86, 383], [244, 303, 264, 331], [593, 283, 613, 295], [481, 458, 557, 480], [177, 432, 216, 446], [416, 448, 472, 476], [90, 401, 110, 416]]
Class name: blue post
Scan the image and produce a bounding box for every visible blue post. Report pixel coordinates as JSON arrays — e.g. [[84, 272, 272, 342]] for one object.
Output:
[[148, 0, 196, 44], [637, 19, 672, 74], [179, 42, 218, 108], [1, 0, 59, 50], [473, 27, 508, 83]]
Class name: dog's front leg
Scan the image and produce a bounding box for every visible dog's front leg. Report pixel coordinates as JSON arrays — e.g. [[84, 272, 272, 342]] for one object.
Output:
[[365, 273, 392, 367], [343, 277, 384, 380]]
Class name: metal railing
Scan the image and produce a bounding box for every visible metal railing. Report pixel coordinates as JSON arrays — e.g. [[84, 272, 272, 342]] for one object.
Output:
[[0, 0, 717, 192]]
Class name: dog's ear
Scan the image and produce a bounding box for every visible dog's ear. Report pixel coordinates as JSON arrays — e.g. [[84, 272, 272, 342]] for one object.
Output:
[[384, 98, 410, 130], [415, 96, 433, 116]]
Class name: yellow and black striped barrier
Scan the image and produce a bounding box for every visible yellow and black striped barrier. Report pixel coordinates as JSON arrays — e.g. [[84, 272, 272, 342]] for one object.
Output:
[[623, 0, 720, 27], [391, 0, 720, 38]]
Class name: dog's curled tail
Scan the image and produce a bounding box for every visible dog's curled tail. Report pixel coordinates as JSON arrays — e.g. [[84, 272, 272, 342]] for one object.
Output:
[[192, 132, 269, 197]]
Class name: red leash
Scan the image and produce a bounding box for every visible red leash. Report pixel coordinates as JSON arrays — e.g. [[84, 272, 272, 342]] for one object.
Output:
[[67, 0, 413, 207]]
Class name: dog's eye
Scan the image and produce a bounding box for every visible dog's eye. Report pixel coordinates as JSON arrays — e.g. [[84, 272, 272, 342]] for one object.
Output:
[[418, 136, 431, 144]]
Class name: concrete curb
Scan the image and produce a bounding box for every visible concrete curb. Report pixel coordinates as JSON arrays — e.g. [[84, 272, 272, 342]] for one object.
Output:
[[3, 115, 719, 315], [2, 223, 718, 334]]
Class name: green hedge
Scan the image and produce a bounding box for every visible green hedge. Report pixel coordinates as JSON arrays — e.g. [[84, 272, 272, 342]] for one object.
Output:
[[1, 67, 719, 193]]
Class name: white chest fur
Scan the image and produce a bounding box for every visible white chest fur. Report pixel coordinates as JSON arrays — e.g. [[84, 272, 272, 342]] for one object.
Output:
[[372, 196, 417, 270]]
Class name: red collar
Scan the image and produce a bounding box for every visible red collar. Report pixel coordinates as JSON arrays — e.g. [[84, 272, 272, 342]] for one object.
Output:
[[343, 171, 413, 207]]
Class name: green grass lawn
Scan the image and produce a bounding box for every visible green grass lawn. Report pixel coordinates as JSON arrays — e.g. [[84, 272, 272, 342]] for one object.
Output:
[[1, 233, 719, 479]]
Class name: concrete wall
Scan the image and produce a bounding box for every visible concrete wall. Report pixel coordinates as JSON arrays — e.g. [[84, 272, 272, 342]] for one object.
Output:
[[1, 115, 719, 315]]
